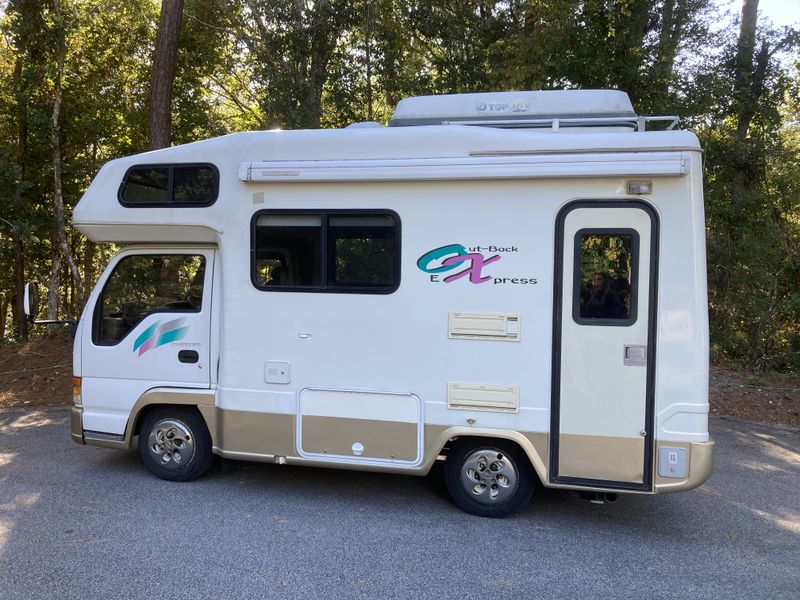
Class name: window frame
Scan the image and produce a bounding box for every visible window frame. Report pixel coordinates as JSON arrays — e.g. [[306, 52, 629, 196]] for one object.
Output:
[[91, 253, 207, 347], [571, 227, 639, 327], [118, 163, 220, 208], [250, 208, 401, 295]]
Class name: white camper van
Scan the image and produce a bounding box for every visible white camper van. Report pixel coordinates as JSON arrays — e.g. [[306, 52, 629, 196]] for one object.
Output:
[[49, 90, 715, 517]]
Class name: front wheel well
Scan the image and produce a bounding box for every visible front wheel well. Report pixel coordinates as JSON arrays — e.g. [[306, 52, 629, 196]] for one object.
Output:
[[131, 403, 202, 439]]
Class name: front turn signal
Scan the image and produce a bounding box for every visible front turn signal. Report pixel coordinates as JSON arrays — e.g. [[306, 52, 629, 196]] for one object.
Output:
[[72, 377, 82, 405]]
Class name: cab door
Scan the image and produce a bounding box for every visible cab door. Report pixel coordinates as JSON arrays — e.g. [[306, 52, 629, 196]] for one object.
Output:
[[80, 249, 214, 435], [551, 201, 657, 490]]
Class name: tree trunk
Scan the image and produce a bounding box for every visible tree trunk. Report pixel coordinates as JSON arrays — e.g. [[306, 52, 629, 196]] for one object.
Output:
[[51, 0, 84, 313], [303, 1, 336, 129], [364, 2, 373, 121], [83, 239, 95, 291], [12, 52, 28, 340], [13, 238, 26, 339], [149, 0, 184, 150], [653, 0, 690, 91], [0, 295, 8, 340], [731, 0, 760, 207], [47, 250, 62, 334]]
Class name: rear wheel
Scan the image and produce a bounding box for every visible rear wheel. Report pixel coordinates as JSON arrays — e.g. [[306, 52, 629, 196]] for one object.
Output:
[[444, 438, 535, 518], [138, 407, 213, 482]]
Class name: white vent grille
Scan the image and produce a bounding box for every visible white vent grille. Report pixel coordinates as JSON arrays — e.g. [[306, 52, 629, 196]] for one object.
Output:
[[449, 312, 520, 341], [448, 383, 519, 413]]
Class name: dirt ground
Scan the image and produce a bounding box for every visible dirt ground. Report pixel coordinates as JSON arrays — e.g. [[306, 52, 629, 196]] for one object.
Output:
[[0, 333, 73, 408], [1, 333, 798, 428]]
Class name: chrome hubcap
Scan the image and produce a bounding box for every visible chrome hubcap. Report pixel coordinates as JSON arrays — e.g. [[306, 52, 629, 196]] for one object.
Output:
[[460, 448, 518, 505], [147, 419, 194, 471]]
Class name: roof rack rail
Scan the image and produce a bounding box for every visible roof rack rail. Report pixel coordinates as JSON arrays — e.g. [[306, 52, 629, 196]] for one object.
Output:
[[442, 115, 680, 132]]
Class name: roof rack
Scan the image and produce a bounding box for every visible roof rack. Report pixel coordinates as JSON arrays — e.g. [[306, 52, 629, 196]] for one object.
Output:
[[442, 115, 680, 132]]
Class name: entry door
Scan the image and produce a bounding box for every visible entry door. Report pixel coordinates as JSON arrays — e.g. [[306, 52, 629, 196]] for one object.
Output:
[[551, 202, 656, 489], [81, 249, 214, 435]]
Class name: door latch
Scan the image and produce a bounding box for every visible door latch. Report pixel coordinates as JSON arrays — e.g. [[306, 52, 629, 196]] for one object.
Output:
[[623, 345, 647, 366]]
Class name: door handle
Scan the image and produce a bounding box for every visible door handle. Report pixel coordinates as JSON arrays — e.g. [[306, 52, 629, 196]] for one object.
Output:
[[178, 350, 199, 364], [623, 345, 647, 366]]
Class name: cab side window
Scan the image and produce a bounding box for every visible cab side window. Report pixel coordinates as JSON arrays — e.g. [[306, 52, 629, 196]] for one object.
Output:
[[94, 255, 206, 345]]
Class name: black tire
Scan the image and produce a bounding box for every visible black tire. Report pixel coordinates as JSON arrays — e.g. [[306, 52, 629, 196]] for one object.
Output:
[[138, 406, 213, 482], [444, 437, 535, 518]]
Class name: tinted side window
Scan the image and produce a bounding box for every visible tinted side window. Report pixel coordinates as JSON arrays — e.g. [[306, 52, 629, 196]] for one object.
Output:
[[94, 254, 205, 345], [173, 166, 217, 204], [329, 215, 397, 288], [574, 230, 638, 325], [254, 215, 322, 287], [119, 164, 218, 206], [121, 167, 169, 204], [253, 212, 399, 293]]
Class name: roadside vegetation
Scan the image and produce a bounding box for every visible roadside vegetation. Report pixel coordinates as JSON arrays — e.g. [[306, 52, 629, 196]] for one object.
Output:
[[1, 1, 799, 377]]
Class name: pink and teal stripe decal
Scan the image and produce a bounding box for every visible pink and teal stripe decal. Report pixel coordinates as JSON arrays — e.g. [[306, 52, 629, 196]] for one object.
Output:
[[133, 318, 189, 356]]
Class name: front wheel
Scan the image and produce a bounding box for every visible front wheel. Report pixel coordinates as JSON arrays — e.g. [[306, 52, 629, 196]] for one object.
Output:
[[138, 407, 213, 482], [444, 438, 535, 518]]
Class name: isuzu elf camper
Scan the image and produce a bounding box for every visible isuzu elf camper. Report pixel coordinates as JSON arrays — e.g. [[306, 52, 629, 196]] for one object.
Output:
[[30, 90, 714, 517]]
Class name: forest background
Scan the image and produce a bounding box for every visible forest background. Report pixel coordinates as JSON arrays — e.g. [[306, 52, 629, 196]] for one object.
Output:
[[0, 0, 798, 373]]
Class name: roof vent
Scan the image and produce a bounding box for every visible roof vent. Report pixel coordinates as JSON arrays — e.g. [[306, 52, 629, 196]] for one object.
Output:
[[345, 121, 383, 129], [388, 90, 637, 130]]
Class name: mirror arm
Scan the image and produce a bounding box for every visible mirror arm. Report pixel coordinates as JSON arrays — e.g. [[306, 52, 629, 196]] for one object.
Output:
[[30, 318, 79, 326]]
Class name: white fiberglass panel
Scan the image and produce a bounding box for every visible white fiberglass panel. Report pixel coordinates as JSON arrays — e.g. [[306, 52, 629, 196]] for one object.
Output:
[[299, 388, 420, 423], [559, 207, 652, 439]]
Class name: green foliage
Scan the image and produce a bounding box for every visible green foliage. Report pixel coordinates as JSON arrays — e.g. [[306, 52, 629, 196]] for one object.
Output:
[[703, 112, 800, 370], [0, 0, 797, 371]]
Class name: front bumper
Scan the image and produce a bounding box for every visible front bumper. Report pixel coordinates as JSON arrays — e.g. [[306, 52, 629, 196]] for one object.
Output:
[[70, 405, 85, 445]]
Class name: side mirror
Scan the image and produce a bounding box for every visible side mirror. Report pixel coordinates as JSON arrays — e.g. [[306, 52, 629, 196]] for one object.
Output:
[[23, 281, 40, 321]]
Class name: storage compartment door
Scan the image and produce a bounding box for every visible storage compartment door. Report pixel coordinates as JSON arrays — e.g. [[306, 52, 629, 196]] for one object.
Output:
[[298, 389, 422, 466]]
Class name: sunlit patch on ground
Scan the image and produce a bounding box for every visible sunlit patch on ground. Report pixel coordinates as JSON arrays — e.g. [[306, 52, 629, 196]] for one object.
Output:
[[700, 486, 800, 535], [753, 433, 800, 466], [737, 460, 789, 474], [0, 453, 16, 468], [0, 493, 41, 512], [2, 412, 57, 430], [0, 494, 41, 560], [752, 507, 800, 535], [0, 517, 12, 554], [756, 508, 800, 533]]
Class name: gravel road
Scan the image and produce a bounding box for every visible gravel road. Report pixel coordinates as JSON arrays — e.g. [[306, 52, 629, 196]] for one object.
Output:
[[1, 408, 797, 599]]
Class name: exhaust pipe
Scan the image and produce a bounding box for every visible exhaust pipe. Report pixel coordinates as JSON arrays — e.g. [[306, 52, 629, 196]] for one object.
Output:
[[579, 491, 619, 505]]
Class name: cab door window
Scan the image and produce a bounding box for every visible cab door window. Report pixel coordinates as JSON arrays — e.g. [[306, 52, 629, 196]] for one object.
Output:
[[94, 254, 206, 345]]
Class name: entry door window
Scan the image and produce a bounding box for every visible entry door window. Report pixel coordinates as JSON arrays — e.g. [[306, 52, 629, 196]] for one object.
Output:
[[573, 229, 638, 325], [94, 254, 206, 345]]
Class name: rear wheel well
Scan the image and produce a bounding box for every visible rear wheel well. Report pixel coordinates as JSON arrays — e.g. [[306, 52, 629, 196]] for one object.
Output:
[[443, 436, 537, 517], [441, 435, 534, 466]]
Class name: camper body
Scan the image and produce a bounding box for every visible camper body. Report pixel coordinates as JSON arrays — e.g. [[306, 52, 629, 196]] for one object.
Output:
[[67, 90, 714, 516]]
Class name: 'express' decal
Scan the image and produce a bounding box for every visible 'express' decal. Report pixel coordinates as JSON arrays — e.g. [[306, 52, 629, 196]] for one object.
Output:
[[417, 244, 537, 286]]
